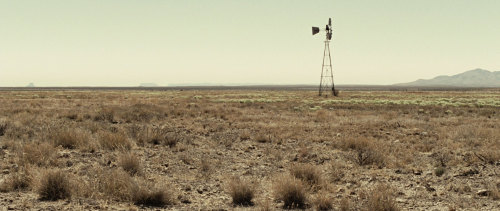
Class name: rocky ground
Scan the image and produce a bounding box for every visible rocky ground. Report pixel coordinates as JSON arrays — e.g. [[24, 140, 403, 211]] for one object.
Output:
[[0, 90, 499, 210]]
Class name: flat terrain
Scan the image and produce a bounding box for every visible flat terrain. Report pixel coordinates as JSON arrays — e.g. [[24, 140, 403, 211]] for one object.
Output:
[[0, 89, 499, 210]]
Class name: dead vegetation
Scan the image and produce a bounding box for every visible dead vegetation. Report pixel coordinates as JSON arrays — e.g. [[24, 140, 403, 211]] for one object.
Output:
[[132, 184, 175, 207], [0, 169, 31, 192], [227, 177, 255, 206], [274, 174, 308, 209], [362, 184, 400, 211], [0, 89, 498, 210], [37, 170, 71, 201]]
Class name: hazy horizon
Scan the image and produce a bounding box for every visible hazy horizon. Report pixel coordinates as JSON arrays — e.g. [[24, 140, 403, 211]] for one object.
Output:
[[1, 0, 499, 87]]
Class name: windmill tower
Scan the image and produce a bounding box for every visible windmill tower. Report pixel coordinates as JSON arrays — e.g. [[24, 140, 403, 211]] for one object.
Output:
[[312, 18, 338, 96]]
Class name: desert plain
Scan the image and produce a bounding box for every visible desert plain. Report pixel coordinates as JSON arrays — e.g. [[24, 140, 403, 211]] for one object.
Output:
[[0, 88, 499, 210]]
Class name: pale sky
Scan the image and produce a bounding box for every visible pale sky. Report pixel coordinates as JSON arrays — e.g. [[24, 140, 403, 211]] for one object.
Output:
[[1, 0, 499, 86]]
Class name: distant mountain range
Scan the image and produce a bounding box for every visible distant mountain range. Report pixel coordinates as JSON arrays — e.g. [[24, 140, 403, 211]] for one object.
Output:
[[395, 69, 500, 87]]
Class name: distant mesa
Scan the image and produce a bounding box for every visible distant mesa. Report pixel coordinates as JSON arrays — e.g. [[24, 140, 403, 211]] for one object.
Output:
[[395, 69, 500, 87], [26, 82, 35, 87], [139, 83, 158, 87]]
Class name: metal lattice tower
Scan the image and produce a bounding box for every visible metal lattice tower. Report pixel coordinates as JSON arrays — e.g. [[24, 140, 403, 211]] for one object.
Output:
[[319, 40, 335, 96], [313, 18, 337, 97]]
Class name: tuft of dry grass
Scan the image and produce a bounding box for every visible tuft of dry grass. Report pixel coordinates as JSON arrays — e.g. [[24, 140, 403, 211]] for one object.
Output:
[[488, 183, 500, 200], [132, 185, 175, 207], [0, 120, 7, 136], [38, 170, 71, 201], [434, 166, 446, 177], [476, 149, 500, 165], [99, 169, 134, 201], [254, 133, 271, 143], [164, 133, 181, 148], [99, 131, 132, 150], [341, 137, 385, 166], [0, 169, 32, 192], [329, 162, 345, 182], [200, 157, 213, 178], [227, 177, 255, 206], [274, 175, 308, 209], [290, 163, 322, 187], [239, 129, 251, 140], [51, 128, 87, 149], [94, 108, 115, 123], [118, 152, 142, 176], [339, 197, 352, 211], [313, 192, 333, 210], [21, 141, 57, 167], [363, 184, 399, 211]]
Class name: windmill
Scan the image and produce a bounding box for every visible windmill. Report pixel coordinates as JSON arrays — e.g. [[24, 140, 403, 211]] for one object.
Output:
[[312, 18, 338, 96]]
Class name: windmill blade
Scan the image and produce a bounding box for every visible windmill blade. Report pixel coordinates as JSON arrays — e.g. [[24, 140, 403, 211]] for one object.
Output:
[[312, 27, 320, 35]]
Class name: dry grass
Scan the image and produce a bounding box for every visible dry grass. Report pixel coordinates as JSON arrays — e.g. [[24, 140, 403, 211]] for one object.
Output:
[[0, 90, 498, 210], [99, 169, 134, 201], [488, 183, 500, 200], [476, 149, 500, 165], [99, 131, 132, 150], [339, 197, 352, 211], [274, 175, 308, 209], [21, 141, 57, 167], [313, 192, 333, 210], [118, 152, 142, 176], [227, 177, 255, 206], [340, 137, 385, 167], [0, 169, 32, 192], [0, 120, 7, 136], [254, 133, 271, 143], [239, 129, 251, 140], [132, 185, 175, 207], [38, 170, 71, 201], [363, 184, 399, 211], [290, 163, 322, 187], [94, 108, 115, 123], [329, 162, 345, 182], [51, 128, 88, 149]]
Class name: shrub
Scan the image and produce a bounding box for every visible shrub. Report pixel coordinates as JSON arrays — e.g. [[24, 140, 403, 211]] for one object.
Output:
[[290, 163, 322, 187], [364, 184, 399, 211], [329, 162, 345, 182], [21, 141, 57, 167], [339, 197, 352, 211], [476, 149, 500, 165], [132, 185, 175, 207], [239, 130, 251, 140], [94, 108, 115, 123], [99, 169, 134, 200], [274, 175, 308, 209], [118, 152, 142, 176], [0, 170, 31, 192], [38, 170, 71, 201], [138, 126, 180, 147], [0, 120, 7, 136], [342, 137, 385, 166], [51, 128, 87, 149], [164, 133, 181, 148], [99, 131, 132, 150], [255, 133, 271, 143], [314, 193, 333, 210], [435, 167, 445, 177], [228, 177, 255, 206], [200, 157, 213, 178], [122, 104, 165, 122], [432, 150, 452, 167], [488, 183, 500, 200]]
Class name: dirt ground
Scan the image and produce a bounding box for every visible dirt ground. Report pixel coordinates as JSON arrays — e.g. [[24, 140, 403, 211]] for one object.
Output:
[[0, 89, 499, 210]]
